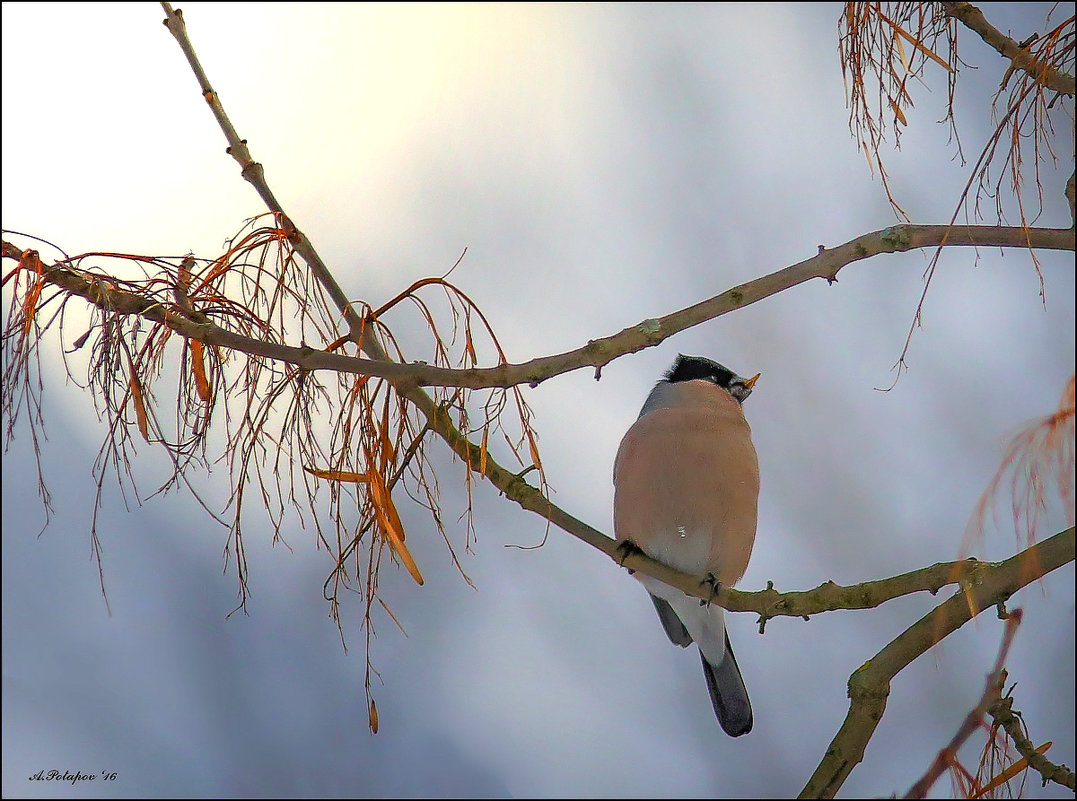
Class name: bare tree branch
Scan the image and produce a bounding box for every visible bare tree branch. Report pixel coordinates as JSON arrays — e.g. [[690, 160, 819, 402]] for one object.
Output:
[[160, 4, 366, 346], [5, 221, 1073, 393], [799, 528, 1074, 799], [940, 1, 1077, 97]]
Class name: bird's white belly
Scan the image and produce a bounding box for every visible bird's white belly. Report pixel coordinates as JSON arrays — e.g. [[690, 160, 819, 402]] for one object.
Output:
[[640, 525, 712, 576]]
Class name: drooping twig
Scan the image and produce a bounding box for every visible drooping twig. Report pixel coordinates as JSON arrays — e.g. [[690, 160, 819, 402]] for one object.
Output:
[[903, 608, 1023, 798]]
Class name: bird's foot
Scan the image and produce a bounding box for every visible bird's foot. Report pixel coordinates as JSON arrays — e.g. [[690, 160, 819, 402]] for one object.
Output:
[[615, 539, 644, 573], [700, 572, 723, 607]]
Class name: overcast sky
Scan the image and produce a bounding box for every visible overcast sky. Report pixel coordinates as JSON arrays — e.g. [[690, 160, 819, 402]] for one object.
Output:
[[2, 3, 1074, 798]]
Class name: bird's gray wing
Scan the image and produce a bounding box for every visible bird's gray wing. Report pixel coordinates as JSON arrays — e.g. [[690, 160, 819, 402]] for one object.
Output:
[[648, 593, 693, 647]]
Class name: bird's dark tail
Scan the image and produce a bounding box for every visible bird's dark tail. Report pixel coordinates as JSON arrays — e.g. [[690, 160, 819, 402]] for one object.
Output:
[[700, 631, 752, 737]]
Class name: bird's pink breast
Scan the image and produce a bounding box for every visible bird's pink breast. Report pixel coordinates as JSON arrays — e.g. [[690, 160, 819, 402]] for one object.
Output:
[[614, 381, 759, 584]]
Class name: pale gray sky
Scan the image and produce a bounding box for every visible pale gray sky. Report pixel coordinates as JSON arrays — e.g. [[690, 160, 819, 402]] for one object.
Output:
[[3, 3, 1074, 798]]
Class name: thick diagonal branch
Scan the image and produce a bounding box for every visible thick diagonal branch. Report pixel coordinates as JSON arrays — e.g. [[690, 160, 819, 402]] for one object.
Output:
[[940, 2, 1076, 96], [799, 528, 1075, 799]]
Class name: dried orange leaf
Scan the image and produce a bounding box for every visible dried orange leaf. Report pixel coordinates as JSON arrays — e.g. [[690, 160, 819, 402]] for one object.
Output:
[[21, 278, 42, 337], [888, 97, 908, 125], [894, 30, 910, 74], [479, 424, 489, 474], [526, 428, 542, 471], [464, 327, 477, 363], [367, 469, 404, 541], [190, 339, 212, 401], [369, 471, 423, 585], [368, 698, 379, 734], [375, 508, 423, 585], [18, 252, 44, 336], [877, 10, 954, 72], [303, 466, 371, 483], [19, 249, 43, 274], [129, 363, 150, 442], [970, 742, 1052, 798], [380, 480, 407, 543], [379, 403, 395, 464]]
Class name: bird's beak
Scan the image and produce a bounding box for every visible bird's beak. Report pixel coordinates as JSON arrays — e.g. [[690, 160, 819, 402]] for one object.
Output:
[[743, 373, 761, 390]]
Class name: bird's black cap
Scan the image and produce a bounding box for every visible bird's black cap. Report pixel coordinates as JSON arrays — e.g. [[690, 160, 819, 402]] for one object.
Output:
[[665, 354, 738, 387], [664, 354, 758, 403]]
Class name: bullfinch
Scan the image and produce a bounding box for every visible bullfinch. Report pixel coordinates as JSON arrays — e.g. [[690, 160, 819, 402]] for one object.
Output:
[[613, 354, 760, 737]]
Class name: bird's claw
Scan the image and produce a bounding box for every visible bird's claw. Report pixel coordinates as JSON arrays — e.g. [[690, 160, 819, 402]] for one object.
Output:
[[615, 539, 644, 573], [700, 572, 723, 607]]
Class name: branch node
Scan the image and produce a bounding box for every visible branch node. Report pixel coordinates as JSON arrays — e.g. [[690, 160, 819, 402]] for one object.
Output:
[[637, 318, 661, 339], [881, 225, 913, 251]]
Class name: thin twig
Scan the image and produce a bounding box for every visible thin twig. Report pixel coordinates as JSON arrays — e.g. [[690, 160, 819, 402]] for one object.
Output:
[[904, 609, 1023, 798], [988, 695, 1076, 791]]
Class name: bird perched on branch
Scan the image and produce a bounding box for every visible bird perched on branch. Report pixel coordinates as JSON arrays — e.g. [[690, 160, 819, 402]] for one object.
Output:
[[614, 354, 760, 737]]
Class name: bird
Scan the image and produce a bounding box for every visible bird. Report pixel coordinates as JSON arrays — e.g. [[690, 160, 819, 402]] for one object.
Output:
[[613, 354, 760, 737]]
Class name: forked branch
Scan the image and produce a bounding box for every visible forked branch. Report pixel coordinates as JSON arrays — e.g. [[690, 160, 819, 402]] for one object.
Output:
[[800, 528, 1074, 798]]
